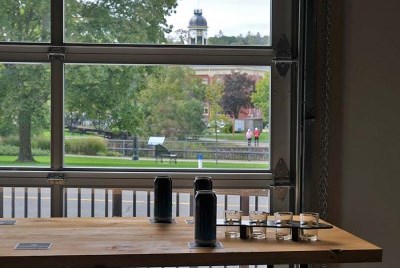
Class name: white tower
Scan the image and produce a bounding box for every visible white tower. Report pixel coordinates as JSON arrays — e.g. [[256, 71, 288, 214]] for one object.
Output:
[[188, 9, 208, 45]]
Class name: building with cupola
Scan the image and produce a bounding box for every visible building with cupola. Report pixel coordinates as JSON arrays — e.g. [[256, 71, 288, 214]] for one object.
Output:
[[188, 9, 208, 45]]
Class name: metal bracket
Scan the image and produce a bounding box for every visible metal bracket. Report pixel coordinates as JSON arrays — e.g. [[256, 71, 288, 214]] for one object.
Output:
[[48, 47, 65, 61], [271, 158, 292, 188], [273, 34, 297, 78], [47, 172, 65, 186]]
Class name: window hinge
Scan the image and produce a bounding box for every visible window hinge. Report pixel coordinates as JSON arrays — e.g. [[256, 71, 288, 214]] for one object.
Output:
[[273, 34, 297, 78], [270, 158, 293, 188], [48, 47, 65, 62], [47, 172, 65, 186]]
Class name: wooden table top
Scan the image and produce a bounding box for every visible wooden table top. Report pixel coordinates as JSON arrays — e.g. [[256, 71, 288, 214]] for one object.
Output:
[[0, 217, 382, 268]]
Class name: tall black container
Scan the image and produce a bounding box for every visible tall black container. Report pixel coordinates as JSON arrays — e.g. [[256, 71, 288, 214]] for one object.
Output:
[[193, 176, 213, 219], [194, 190, 217, 246], [153, 176, 173, 223]]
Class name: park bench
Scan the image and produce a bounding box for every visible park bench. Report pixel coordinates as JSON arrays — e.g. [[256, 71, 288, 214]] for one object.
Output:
[[155, 144, 177, 163]]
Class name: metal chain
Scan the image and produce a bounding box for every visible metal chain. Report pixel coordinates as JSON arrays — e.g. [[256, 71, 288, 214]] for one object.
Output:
[[319, 0, 332, 223]]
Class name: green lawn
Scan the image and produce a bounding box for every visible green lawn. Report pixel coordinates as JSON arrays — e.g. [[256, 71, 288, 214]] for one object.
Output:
[[0, 155, 269, 169]]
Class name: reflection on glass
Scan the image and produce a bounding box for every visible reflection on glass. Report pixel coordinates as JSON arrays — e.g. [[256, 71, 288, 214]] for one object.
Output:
[[0, 0, 50, 42], [64, 64, 270, 169], [0, 63, 51, 167], [65, 0, 271, 45]]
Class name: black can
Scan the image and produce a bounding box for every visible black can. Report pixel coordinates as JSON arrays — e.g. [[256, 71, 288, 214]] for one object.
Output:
[[194, 190, 217, 246], [153, 176, 172, 223]]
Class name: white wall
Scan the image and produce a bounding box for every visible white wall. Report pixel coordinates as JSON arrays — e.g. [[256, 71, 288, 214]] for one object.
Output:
[[338, 1, 400, 267]]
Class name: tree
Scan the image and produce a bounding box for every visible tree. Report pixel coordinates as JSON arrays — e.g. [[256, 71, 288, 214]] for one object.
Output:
[[65, 0, 177, 43], [221, 72, 256, 118], [0, 1, 51, 162], [208, 31, 270, 46], [0, 64, 51, 162], [139, 66, 206, 139], [65, 0, 179, 137], [0, 0, 179, 162], [251, 72, 271, 126]]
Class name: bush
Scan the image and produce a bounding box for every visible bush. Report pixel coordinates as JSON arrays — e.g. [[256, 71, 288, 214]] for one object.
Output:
[[32, 137, 51, 150], [65, 137, 107, 155], [0, 145, 19, 155], [0, 145, 50, 156], [1, 136, 19, 146], [98, 151, 122, 157]]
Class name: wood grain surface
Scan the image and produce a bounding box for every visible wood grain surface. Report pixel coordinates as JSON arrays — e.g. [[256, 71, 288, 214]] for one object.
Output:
[[0, 217, 382, 268]]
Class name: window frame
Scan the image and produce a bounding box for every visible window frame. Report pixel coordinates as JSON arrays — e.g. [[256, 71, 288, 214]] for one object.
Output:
[[0, 0, 299, 216]]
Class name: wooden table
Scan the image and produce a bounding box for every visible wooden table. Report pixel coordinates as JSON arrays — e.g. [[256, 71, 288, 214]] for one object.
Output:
[[0, 217, 382, 268]]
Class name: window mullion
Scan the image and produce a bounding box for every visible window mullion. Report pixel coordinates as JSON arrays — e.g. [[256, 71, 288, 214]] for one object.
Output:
[[50, 0, 65, 217]]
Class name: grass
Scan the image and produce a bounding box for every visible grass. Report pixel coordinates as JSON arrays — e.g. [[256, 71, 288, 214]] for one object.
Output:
[[0, 155, 269, 169]]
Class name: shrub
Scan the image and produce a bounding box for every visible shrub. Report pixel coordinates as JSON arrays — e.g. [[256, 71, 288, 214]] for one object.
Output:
[[1, 136, 19, 146], [65, 137, 107, 155], [0, 145, 19, 155], [0, 145, 49, 156], [98, 151, 122, 157], [32, 137, 51, 150], [32, 148, 50, 156]]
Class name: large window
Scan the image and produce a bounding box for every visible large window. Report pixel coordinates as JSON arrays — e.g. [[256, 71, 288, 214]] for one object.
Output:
[[0, 0, 296, 218]]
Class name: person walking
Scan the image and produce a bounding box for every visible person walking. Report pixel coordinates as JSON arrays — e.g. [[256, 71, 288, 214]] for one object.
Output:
[[245, 129, 253, 146], [254, 127, 260, 146]]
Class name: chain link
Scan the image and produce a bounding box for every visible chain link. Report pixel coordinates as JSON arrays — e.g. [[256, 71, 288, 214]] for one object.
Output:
[[319, 0, 332, 223]]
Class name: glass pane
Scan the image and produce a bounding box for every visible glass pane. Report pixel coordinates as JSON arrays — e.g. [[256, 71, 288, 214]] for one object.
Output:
[[64, 64, 271, 169], [0, 0, 50, 42], [0, 63, 51, 167], [65, 0, 271, 46]]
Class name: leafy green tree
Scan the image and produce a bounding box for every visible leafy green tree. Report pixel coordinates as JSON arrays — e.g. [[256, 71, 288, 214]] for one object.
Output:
[[65, 0, 179, 138], [0, 64, 50, 162], [65, 0, 177, 43], [139, 66, 206, 139], [251, 72, 271, 126], [221, 72, 255, 118], [208, 31, 270, 46], [0, 1, 50, 42], [0, 0, 179, 162], [0, 1, 51, 162]]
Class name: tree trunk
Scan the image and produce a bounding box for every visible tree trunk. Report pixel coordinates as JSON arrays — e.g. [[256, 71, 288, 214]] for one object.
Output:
[[17, 110, 35, 162]]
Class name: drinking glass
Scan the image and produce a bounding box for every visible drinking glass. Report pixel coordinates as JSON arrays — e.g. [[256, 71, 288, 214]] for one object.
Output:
[[224, 210, 242, 238], [299, 212, 319, 241], [274, 212, 293, 240], [249, 211, 268, 239]]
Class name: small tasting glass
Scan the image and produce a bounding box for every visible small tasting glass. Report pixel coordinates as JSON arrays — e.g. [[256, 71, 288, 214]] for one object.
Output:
[[224, 210, 242, 238], [249, 211, 268, 239], [299, 212, 319, 241], [274, 212, 293, 240]]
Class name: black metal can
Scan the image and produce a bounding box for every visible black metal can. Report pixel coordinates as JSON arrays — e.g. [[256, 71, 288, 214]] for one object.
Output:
[[153, 176, 172, 223], [194, 190, 217, 246]]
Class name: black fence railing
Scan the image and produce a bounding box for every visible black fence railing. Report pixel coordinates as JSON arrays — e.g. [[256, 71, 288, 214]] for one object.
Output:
[[107, 139, 269, 161]]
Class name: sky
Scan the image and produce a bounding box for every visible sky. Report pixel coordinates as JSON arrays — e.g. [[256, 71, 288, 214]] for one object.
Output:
[[166, 0, 271, 37]]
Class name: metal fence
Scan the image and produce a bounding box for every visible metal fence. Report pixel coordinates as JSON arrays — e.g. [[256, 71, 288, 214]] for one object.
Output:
[[0, 187, 269, 219], [107, 139, 270, 161]]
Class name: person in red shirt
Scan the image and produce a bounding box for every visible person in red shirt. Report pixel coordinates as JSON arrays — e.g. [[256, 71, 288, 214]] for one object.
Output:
[[254, 127, 260, 146]]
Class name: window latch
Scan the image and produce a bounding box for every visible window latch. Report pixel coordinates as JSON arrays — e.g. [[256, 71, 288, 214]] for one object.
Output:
[[47, 172, 65, 186], [273, 34, 297, 78], [48, 47, 65, 62]]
